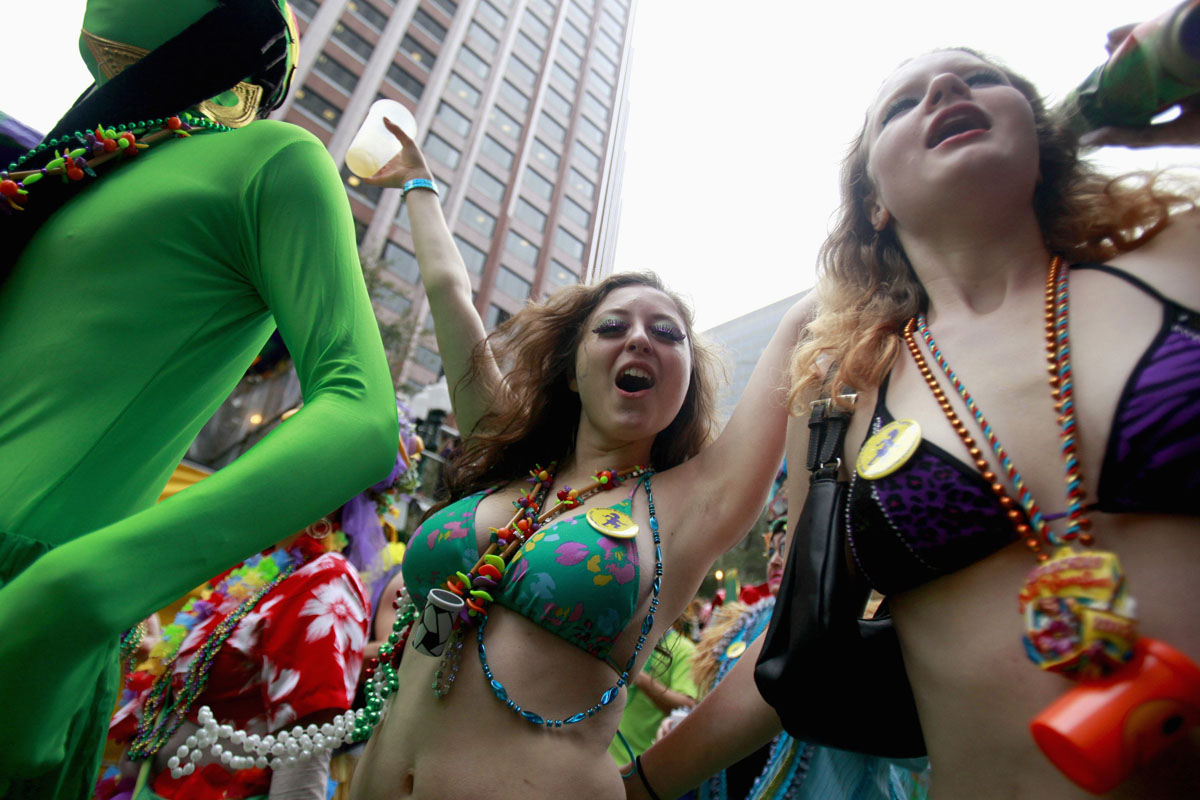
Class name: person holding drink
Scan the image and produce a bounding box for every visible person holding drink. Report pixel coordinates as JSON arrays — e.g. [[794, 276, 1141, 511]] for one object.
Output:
[[333, 115, 814, 799]]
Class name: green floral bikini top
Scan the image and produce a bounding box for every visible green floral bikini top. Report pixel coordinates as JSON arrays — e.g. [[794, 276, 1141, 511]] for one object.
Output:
[[402, 486, 643, 665]]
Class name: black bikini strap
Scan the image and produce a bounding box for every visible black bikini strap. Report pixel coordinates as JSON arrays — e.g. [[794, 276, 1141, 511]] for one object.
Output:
[[1071, 263, 1173, 307]]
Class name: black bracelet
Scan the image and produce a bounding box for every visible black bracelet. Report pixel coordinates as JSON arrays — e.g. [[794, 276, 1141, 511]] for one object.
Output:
[[634, 755, 663, 800]]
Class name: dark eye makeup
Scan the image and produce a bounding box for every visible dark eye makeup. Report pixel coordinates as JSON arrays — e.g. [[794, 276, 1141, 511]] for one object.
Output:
[[590, 317, 686, 343]]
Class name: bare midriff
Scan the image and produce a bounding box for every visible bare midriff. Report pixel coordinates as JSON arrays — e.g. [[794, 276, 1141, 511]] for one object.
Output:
[[893, 515, 1200, 799], [351, 607, 632, 800]]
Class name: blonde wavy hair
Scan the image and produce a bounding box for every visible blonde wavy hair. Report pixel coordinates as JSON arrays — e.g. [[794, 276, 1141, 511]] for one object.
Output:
[[788, 48, 1197, 409]]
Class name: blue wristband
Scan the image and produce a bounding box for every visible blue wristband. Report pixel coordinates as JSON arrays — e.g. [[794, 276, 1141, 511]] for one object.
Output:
[[402, 178, 438, 197]]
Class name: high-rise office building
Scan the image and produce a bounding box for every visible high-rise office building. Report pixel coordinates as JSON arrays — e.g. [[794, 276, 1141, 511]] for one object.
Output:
[[277, 0, 636, 392]]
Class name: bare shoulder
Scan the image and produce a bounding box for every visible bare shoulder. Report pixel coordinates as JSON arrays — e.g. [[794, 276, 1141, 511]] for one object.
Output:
[[1110, 206, 1200, 308]]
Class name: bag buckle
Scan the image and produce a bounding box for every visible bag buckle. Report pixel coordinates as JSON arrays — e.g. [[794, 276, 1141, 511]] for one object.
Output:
[[810, 393, 859, 413]]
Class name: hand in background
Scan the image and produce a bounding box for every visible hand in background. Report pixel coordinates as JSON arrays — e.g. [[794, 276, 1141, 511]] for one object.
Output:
[[1081, 23, 1200, 149], [362, 118, 435, 187]]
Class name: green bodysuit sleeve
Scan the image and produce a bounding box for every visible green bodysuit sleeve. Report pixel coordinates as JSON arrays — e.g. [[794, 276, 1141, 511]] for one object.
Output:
[[0, 138, 397, 778]]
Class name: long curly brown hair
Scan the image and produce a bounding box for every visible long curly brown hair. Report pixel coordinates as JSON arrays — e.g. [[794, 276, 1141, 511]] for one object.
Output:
[[439, 271, 721, 505], [788, 48, 1197, 408]]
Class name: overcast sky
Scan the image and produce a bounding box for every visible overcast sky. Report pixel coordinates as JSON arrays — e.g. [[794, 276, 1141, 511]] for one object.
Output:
[[8, 0, 1189, 329]]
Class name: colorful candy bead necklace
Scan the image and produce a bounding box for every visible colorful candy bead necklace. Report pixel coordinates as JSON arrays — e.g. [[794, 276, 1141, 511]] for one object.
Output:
[[429, 462, 651, 696], [903, 256, 1136, 677], [1, 112, 229, 213]]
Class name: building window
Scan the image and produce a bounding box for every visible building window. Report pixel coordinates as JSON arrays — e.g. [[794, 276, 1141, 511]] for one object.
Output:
[[556, 227, 586, 259], [498, 80, 530, 113], [423, 131, 461, 168], [314, 52, 358, 94], [504, 232, 539, 267], [530, 138, 560, 171], [343, 169, 382, 205], [539, 111, 566, 143], [596, 28, 621, 61], [514, 197, 547, 231], [582, 91, 609, 122], [395, 201, 410, 230], [592, 49, 618, 81], [562, 19, 587, 52], [562, 195, 591, 228], [413, 7, 447, 41], [432, 0, 458, 14], [386, 62, 424, 100], [468, 20, 498, 52], [578, 115, 605, 147], [602, 6, 625, 33], [480, 135, 514, 170], [507, 55, 537, 87], [515, 30, 543, 61], [488, 106, 523, 139], [414, 345, 442, 374], [401, 34, 436, 70], [471, 166, 506, 201], [558, 43, 582, 72], [446, 72, 481, 107], [295, 85, 341, 129], [569, 167, 595, 198], [552, 63, 578, 94], [373, 283, 413, 316], [460, 199, 496, 236], [457, 46, 489, 79], [523, 166, 553, 200], [291, 0, 319, 20], [569, 0, 592, 26], [454, 234, 487, 275], [332, 23, 374, 62], [348, 0, 388, 31], [485, 304, 511, 330], [522, 8, 550, 40], [529, 0, 555, 22], [383, 241, 420, 283], [545, 87, 572, 118], [589, 69, 614, 98], [476, 0, 507, 29], [546, 259, 578, 289], [435, 101, 471, 137], [496, 263, 533, 296], [573, 140, 601, 172]]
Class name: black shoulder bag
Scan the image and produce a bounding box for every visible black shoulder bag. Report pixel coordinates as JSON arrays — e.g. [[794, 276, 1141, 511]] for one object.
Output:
[[753, 394, 926, 758]]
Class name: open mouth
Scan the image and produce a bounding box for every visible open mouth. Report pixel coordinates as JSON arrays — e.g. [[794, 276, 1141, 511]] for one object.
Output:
[[615, 367, 655, 393], [926, 106, 990, 148]]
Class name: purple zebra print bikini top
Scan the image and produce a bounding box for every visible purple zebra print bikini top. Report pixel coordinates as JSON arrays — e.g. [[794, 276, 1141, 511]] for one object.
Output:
[[846, 264, 1200, 596]]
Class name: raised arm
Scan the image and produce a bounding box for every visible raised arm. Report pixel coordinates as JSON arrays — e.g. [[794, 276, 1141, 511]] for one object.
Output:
[[364, 120, 502, 435], [665, 293, 818, 559]]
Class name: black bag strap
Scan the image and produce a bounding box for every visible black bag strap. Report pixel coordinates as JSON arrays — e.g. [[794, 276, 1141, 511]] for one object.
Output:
[[806, 393, 856, 480]]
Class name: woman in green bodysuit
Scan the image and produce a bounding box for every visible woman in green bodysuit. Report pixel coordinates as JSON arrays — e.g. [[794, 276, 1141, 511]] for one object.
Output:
[[0, 3, 397, 798]]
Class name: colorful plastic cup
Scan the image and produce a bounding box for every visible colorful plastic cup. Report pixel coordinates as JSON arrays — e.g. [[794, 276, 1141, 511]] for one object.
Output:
[[1031, 637, 1200, 794]]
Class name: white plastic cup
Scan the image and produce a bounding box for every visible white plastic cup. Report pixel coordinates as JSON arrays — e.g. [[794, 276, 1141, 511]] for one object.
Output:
[[345, 99, 418, 178]]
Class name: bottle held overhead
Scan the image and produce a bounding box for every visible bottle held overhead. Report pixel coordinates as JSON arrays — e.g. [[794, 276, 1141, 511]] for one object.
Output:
[[1059, 0, 1200, 134]]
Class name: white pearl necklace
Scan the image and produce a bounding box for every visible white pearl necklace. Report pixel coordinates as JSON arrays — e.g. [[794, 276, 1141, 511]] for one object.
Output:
[[166, 705, 369, 779]]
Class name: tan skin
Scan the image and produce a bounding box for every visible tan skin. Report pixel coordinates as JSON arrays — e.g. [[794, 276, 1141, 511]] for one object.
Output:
[[347, 121, 812, 799], [629, 39, 1200, 800]]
